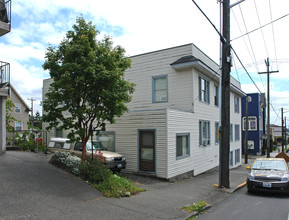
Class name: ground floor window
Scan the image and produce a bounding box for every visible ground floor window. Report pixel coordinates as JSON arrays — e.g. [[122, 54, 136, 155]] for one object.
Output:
[[15, 121, 22, 131], [176, 133, 190, 159], [235, 149, 241, 164], [230, 151, 234, 166], [199, 120, 210, 146], [54, 128, 63, 137], [98, 131, 115, 152]]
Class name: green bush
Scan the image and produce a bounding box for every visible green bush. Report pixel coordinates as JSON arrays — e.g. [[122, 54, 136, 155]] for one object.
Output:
[[50, 151, 81, 175], [79, 159, 112, 184]]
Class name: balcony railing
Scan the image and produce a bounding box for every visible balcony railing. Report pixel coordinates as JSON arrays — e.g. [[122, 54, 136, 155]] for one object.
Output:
[[0, 61, 10, 88], [0, 0, 11, 36]]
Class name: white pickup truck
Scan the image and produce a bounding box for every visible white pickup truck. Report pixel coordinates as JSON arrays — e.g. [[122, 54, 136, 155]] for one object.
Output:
[[48, 137, 126, 172]]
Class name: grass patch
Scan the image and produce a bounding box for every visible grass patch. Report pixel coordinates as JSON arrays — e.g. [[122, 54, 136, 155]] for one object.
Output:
[[180, 200, 207, 213], [95, 174, 145, 198]]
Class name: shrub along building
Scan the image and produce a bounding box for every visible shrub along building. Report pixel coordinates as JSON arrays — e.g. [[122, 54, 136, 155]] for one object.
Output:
[[43, 43, 245, 179]]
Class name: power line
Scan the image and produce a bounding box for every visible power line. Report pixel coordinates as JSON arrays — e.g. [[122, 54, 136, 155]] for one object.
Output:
[[231, 13, 289, 41]]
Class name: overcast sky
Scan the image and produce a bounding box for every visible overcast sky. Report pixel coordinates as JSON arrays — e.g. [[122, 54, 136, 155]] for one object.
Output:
[[0, 0, 288, 125]]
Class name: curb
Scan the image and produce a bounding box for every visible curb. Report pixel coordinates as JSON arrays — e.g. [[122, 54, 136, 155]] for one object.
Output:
[[187, 204, 212, 219]]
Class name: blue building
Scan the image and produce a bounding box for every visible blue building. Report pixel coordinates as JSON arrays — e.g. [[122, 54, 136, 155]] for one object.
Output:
[[241, 93, 266, 155]]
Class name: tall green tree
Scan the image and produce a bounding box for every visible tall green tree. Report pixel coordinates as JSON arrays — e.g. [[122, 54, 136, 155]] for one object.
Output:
[[6, 99, 15, 132], [42, 17, 135, 161]]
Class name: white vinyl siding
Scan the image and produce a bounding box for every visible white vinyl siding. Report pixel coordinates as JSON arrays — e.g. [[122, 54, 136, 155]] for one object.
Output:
[[105, 109, 167, 178]]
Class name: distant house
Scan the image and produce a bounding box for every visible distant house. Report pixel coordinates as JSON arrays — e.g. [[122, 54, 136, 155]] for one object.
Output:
[[270, 124, 289, 143], [7, 84, 31, 135], [43, 43, 245, 179], [241, 93, 266, 155]]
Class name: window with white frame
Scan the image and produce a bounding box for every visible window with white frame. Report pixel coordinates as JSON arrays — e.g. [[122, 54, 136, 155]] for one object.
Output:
[[15, 121, 22, 131], [15, 104, 21, 114], [230, 124, 233, 142], [215, 122, 220, 144], [242, 116, 257, 131], [199, 120, 210, 146], [235, 149, 241, 164], [235, 124, 240, 141], [199, 76, 210, 104], [214, 85, 219, 106], [176, 133, 190, 159], [230, 151, 234, 166], [152, 75, 168, 103], [234, 96, 240, 113]]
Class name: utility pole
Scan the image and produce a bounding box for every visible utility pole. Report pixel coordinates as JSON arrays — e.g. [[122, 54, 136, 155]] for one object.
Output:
[[285, 117, 287, 148], [244, 96, 251, 163], [220, 0, 231, 188], [258, 58, 278, 158], [27, 98, 36, 131], [281, 108, 284, 152]]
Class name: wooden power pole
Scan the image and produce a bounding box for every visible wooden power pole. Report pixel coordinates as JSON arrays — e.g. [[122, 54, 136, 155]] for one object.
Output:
[[258, 58, 278, 157], [220, 0, 231, 188]]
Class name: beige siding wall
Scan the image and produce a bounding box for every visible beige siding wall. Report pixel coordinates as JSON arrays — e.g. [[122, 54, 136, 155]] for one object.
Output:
[[105, 110, 168, 178], [125, 44, 193, 112], [8, 89, 30, 131], [41, 43, 244, 179]]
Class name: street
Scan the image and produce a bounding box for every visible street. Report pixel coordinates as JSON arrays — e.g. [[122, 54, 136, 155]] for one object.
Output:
[[199, 187, 289, 220]]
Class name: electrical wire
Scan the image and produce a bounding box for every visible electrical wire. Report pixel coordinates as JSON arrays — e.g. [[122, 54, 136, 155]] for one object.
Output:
[[254, 0, 269, 58], [231, 13, 289, 41], [238, 5, 259, 72], [268, 0, 279, 71]]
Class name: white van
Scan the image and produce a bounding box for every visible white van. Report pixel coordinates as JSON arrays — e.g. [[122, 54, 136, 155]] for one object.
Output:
[[48, 138, 126, 172]]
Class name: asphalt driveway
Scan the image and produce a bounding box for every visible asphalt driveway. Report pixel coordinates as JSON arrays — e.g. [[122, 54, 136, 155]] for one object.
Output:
[[0, 151, 249, 219]]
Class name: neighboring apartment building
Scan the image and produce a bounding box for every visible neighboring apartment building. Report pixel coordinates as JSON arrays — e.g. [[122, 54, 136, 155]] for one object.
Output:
[[0, 0, 11, 154], [241, 93, 266, 155], [7, 84, 31, 133], [43, 43, 245, 179]]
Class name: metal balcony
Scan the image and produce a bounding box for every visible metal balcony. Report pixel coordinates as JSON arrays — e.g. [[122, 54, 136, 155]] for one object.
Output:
[[0, 0, 11, 37], [0, 61, 10, 96]]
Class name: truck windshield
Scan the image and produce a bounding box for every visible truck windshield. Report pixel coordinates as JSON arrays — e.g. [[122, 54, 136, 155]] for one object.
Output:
[[86, 142, 106, 151]]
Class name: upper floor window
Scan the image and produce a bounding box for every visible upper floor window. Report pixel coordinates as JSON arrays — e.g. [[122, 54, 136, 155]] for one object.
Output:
[[152, 75, 168, 103], [199, 120, 210, 146], [243, 116, 257, 131], [234, 96, 240, 113], [214, 85, 219, 106], [176, 133, 190, 159], [199, 76, 210, 104], [15, 104, 21, 114]]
